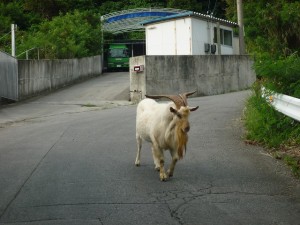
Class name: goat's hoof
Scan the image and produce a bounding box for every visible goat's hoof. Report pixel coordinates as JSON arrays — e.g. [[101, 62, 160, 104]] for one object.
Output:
[[154, 166, 160, 171], [160, 173, 168, 181], [167, 170, 173, 177], [167, 173, 173, 178], [135, 162, 140, 167]]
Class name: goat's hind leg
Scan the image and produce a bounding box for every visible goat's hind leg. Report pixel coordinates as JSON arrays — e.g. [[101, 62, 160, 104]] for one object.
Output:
[[135, 135, 142, 166]]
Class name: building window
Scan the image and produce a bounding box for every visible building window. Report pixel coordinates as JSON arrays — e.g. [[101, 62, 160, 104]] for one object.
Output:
[[213, 27, 233, 46]]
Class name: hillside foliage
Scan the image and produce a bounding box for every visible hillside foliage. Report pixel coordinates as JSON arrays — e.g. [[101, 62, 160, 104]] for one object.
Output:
[[225, 0, 300, 96], [0, 0, 226, 59]]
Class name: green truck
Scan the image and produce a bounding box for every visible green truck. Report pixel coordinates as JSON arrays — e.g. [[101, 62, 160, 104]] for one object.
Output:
[[107, 44, 129, 71]]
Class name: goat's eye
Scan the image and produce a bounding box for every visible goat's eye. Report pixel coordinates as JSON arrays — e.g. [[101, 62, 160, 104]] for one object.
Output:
[[176, 113, 182, 119]]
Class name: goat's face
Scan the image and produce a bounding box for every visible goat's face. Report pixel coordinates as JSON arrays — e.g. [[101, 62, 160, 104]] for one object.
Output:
[[170, 106, 198, 158], [170, 106, 191, 133]]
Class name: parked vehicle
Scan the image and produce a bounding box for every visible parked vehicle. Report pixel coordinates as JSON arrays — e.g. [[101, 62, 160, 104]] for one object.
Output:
[[107, 44, 129, 71]]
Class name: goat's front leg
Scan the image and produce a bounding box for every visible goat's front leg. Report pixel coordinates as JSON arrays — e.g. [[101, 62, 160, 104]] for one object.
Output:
[[152, 144, 167, 181], [167, 150, 179, 178], [159, 158, 168, 181]]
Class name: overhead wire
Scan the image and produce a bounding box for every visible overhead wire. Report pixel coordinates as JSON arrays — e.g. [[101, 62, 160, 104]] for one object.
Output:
[[211, 0, 218, 16], [0, 30, 12, 40], [207, 0, 211, 14]]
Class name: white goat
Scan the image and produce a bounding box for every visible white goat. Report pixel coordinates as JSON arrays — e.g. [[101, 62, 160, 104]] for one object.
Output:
[[135, 91, 198, 181]]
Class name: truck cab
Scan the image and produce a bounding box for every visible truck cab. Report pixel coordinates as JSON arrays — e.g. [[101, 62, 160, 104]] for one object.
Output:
[[107, 44, 129, 71]]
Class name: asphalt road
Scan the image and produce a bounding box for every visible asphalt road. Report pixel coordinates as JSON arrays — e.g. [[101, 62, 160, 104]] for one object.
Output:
[[0, 72, 299, 225]]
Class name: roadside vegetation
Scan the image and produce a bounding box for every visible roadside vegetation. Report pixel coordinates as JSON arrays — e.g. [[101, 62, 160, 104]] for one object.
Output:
[[1, 0, 299, 176], [225, 0, 300, 177]]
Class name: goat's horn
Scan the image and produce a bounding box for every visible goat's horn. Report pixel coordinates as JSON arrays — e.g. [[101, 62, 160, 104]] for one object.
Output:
[[182, 90, 197, 99], [145, 94, 184, 109], [179, 91, 197, 106]]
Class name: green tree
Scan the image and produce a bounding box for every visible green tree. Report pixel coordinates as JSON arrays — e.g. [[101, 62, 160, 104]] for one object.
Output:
[[98, 1, 126, 16], [22, 0, 106, 19], [225, 0, 300, 96], [225, 0, 300, 58], [167, 0, 202, 12], [0, 0, 41, 53], [18, 10, 102, 59]]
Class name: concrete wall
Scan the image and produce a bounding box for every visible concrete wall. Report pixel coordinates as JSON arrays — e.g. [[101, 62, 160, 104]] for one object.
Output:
[[130, 55, 256, 102], [0, 51, 18, 100], [130, 56, 146, 103], [18, 55, 102, 100]]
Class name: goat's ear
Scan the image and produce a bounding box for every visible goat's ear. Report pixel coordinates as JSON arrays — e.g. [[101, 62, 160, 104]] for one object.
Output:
[[170, 107, 177, 114], [189, 106, 199, 112]]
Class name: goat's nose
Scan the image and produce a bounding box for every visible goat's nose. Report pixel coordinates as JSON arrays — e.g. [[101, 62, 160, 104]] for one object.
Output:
[[183, 126, 190, 133]]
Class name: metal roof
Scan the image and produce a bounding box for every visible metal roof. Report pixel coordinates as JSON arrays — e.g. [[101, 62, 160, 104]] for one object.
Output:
[[101, 8, 238, 34], [141, 11, 238, 27], [101, 8, 191, 34]]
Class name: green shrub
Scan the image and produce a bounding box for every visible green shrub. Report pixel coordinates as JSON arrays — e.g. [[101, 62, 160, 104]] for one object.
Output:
[[17, 10, 102, 59], [244, 83, 300, 177], [245, 86, 300, 148], [284, 156, 300, 178], [254, 54, 300, 98]]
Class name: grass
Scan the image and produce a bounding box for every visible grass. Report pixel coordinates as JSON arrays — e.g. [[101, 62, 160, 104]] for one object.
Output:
[[81, 103, 97, 107], [284, 156, 300, 178], [244, 88, 300, 178]]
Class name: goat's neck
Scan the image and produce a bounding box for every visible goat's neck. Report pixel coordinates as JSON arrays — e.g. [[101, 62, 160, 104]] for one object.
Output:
[[175, 123, 188, 159], [165, 118, 188, 159]]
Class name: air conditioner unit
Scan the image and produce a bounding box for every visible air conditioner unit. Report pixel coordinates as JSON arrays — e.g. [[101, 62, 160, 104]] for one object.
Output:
[[204, 43, 210, 53], [211, 44, 216, 54]]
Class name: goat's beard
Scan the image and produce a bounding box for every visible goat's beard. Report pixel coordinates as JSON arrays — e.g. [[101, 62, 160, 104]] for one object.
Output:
[[176, 127, 188, 159]]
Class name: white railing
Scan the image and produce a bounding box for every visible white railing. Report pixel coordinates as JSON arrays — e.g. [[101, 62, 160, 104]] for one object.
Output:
[[263, 88, 300, 122]]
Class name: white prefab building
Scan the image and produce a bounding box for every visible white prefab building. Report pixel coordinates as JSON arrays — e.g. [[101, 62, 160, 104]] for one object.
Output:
[[142, 12, 239, 55]]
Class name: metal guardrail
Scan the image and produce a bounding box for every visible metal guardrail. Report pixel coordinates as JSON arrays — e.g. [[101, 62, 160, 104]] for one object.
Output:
[[263, 88, 300, 122]]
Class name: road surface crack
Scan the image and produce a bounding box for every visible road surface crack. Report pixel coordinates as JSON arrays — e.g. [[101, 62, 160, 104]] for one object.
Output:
[[149, 185, 290, 225]]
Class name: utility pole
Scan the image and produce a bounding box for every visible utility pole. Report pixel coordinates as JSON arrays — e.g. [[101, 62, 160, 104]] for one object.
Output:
[[11, 24, 16, 57], [216, 22, 221, 55], [237, 0, 246, 54], [100, 16, 104, 67]]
